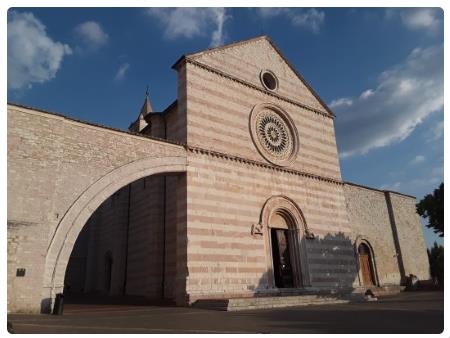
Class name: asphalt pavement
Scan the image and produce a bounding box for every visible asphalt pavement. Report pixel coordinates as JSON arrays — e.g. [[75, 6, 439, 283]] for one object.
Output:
[[7, 291, 444, 334]]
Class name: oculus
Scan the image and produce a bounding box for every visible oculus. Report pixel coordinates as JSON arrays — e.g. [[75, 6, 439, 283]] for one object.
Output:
[[260, 70, 278, 91], [249, 103, 299, 167]]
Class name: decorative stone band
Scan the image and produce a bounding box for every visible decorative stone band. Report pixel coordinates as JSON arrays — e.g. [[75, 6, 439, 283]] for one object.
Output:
[[8, 103, 343, 187], [249, 103, 299, 167], [185, 58, 334, 119], [186, 145, 343, 186], [251, 222, 316, 239]]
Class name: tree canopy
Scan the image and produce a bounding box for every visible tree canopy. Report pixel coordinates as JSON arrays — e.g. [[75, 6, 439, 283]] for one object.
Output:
[[427, 242, 444, 286], [416, 182, 444, 237]]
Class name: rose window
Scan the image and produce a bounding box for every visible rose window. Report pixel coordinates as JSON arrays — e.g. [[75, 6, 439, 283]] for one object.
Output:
[[256, 111, 291, 157], [249, 104, 299, 167]]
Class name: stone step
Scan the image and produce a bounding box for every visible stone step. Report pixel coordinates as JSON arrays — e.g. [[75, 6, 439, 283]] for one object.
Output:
[[192, 293, 365, 311], [353, 285, 405, 297]]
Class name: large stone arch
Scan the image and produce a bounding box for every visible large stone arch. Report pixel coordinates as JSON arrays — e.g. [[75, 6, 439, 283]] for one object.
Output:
[[42, 156, 187, 309], [259, 195, 311, 288]]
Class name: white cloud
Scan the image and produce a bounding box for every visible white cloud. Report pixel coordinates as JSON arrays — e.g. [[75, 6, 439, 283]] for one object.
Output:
[[210, 8, 227, 47], [114, 63, 130, 81], [74, 21, 109, 49], [409, 155, 425, 165], [426, 120, 444, 142], [333, 44, 443, 158], [400, 8, 442, 32], [7, 11, 72, 90], [329, 98, 353, 109], [360, 89, 374, 99], [381, 163, 442, 192], [257, 8, 325, 33], [290, 8, 325, 33], [386, 8, 442, 33], [146, 8, 229, 47], [258, 8, 286, 18]]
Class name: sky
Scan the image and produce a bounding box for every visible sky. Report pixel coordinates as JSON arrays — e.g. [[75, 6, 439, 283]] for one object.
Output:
[[7, 7, 444, 248]]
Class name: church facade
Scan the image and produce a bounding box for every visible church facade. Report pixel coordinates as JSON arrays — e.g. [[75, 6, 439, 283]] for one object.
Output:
[[7, 36, 429, 313]]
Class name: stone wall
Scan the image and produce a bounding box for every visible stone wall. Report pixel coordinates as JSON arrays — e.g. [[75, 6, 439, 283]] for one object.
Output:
[[126, 177, 165, 298], [191, 37, 326, 113], [177, 38, 358, 302], [164, 175, 180, 300], [183, 152, 355, 302], [7, 37, 432, 314], [66, 175, 178, 300], [386, 192, 430, 281], [344, 184, 402, 286], [181, 59, 341, 180], [7, 104, 186, 313], [344, 184, 430, 286]]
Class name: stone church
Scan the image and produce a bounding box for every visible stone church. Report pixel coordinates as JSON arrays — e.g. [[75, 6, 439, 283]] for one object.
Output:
[[7, 36, 430, 313]]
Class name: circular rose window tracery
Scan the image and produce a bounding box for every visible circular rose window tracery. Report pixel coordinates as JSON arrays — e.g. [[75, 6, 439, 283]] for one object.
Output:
[[256, 111, 291, 157], [249, 104, 299, 167]]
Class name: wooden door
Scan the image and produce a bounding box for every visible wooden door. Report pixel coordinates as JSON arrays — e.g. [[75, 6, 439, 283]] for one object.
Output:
[[271, 229, 294, 288], [359, 254, 375, 286]]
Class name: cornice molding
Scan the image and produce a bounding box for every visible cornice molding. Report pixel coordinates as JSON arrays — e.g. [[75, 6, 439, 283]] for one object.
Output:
[[185, 144, 343, 186], [344, 181, 416, 200]]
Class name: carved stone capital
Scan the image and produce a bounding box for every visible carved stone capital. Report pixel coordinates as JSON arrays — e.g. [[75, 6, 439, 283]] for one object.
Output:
[[305, 229, 316, 240], [251, 223, 264, 236]]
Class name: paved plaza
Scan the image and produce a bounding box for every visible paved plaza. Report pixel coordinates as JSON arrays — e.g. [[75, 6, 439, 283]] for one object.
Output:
[[7, 291, 444, 334]]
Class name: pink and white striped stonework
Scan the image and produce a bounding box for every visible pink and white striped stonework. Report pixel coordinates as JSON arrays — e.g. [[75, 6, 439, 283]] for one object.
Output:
[[7, 36, 429, 313]]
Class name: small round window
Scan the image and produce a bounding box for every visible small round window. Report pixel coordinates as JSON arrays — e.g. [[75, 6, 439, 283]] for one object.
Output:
[[260, 70, 278, 91]]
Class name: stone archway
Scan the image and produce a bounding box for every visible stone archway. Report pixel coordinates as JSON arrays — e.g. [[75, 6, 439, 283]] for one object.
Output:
[[259, 196, 310, 288], [42, 156, 187, 311], [355, 236, 379, 287]]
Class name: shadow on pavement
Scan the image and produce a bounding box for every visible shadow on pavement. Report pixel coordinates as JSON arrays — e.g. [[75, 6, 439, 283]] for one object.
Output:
[[244, 291, 444, 334]]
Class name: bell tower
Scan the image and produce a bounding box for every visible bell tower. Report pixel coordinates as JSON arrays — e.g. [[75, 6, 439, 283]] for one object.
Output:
[[128, 87, 153, 132]]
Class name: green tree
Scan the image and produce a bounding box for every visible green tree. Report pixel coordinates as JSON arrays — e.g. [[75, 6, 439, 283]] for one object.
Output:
[[416, 182, 444, 237], [427, 242, 444, 286]]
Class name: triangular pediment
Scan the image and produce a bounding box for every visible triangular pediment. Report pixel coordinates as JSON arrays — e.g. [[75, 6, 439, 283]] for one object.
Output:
[[185, 36, 333, 117]]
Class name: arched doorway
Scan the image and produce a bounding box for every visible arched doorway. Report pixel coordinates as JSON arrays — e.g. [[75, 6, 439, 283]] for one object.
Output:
[[358, 243, 376, 286], [259, 196, 311, 289], [270, 212, 295, 288]]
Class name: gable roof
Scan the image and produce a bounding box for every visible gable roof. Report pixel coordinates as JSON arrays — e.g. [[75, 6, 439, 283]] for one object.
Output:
[[172, 35, 335, 118]]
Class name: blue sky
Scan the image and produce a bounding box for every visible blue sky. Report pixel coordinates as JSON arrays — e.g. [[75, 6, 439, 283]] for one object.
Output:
[[7, 7, 444, 248]]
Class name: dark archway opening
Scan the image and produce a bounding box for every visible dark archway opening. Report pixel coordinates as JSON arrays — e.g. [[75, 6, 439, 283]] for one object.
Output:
[[271, 228, 294, 288], [269, 210, 303, 289], [63, 173, 183, 308], [104, 251, 113, 293]]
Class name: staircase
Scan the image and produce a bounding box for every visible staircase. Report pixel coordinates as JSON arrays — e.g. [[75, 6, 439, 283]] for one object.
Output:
[[192, 292, 365, 311], [353, 285, 405, 297], [192, 285, 405, 311]]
